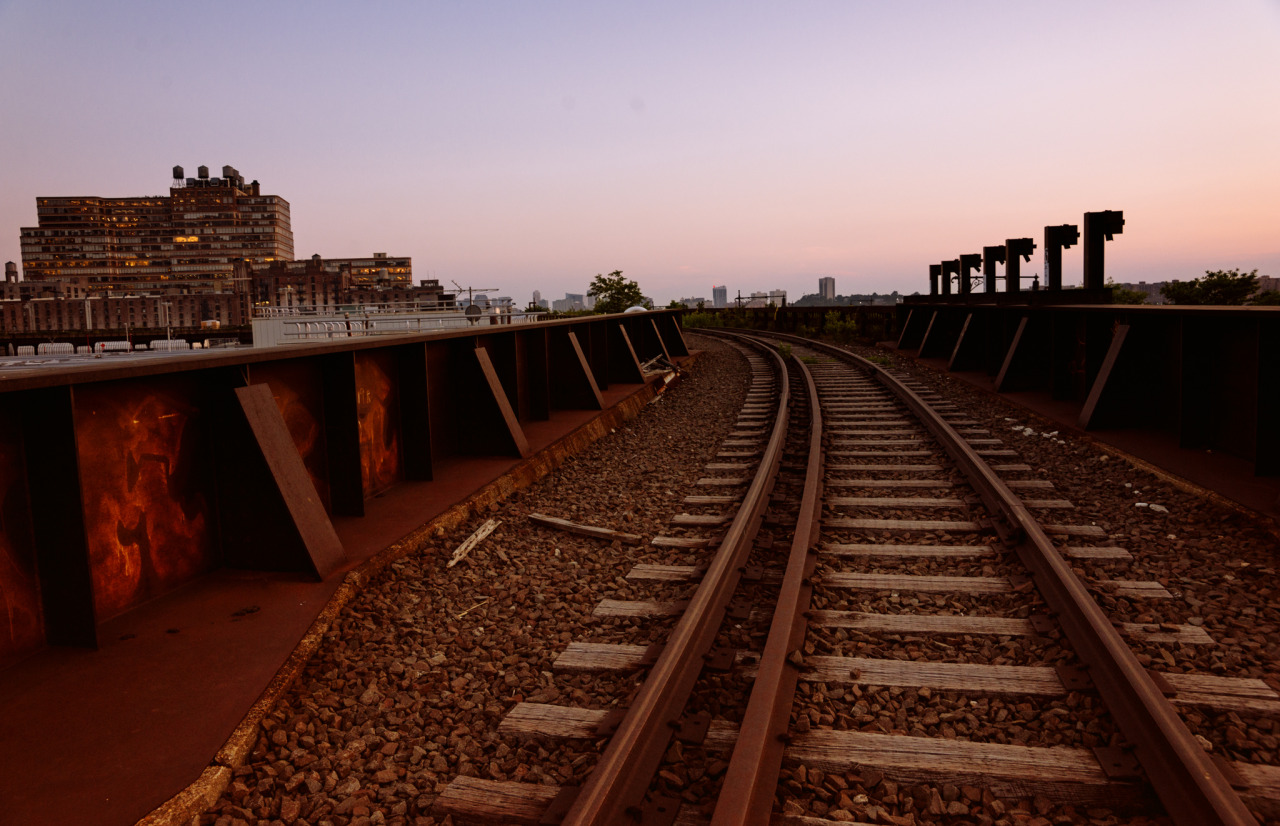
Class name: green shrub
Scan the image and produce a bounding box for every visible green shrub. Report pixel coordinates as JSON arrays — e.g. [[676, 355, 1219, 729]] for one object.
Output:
[[824, 311, 858, 343]]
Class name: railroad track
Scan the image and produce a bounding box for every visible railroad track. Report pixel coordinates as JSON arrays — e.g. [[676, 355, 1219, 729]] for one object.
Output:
[[433, 332, 1279, 826]]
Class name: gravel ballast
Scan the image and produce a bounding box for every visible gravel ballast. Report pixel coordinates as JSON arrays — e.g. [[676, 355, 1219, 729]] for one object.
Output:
[[196, 332, 1278, 826], [200, 335, 751, 826]]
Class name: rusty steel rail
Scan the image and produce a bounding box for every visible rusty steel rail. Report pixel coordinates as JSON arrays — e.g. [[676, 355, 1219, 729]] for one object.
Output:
[[562, 336, 792, 826], [756, 331, 1257, 826], [711, 342, 824, 826]]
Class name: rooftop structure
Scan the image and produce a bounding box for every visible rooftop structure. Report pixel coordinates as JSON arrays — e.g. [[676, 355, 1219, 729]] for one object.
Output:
[[19, 165, 293, 293]]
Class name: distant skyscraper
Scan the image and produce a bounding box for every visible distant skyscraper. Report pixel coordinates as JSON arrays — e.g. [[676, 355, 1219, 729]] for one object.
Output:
[[532, 289, 541, 305], [712, 285, 727, 308], [819, 276, 836, 299]]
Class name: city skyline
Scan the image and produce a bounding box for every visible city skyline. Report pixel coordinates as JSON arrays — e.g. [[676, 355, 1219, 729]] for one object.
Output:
[[1, 2, 1277, 306]]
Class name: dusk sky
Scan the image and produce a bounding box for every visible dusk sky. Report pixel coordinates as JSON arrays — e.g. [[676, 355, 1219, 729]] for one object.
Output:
[[2, 1, 1277, 305]]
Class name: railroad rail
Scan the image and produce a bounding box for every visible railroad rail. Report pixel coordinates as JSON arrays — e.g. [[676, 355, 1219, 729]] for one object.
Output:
[[433, 330, 1276, 825]]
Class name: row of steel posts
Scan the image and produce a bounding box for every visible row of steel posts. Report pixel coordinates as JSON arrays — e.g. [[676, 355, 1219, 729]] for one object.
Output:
[[930, 210, 1125, 296]]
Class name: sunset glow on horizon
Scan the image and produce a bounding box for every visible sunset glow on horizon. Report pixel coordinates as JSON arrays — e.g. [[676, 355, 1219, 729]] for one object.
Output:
[[2, 1, 1277, 305]]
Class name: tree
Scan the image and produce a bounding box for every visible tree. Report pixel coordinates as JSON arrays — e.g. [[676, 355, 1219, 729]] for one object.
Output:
[[666, 299, 684, 309], [1251, 290, 1280, 306], [1160, 268, 1259, 305], [1106, 280, 1146, 305], [588, 270, 648, 314]]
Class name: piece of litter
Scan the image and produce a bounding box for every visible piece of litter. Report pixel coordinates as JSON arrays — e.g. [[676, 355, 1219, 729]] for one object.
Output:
[[447, 518, 501, 568]]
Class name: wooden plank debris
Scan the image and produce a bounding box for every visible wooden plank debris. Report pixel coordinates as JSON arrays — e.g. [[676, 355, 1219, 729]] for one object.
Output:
[[593, 598, 687, 619], [810, 611, 1035, 636], [671, 513, 732, 525], [1119, 622, 1214, 644], [828, 464, 943, 472], [785, 731, 1138, 806], [829, 450, 934, 458], [822, 542, 994, 558], [554, 642, 650, 671], [826, 518, 982, 532], [1162, 673, 1280, 715], [803, 655, 1063, 695], [626, 564, 701, 582], [832, 439, 925, 446], [820, 572, 1011, 594], [1099, 580, 1172, 599], [827, 479, 955, 488], [527, 512, 642, 545], [651, 536, 712, 549], [434, 776, 560, 824], [830, 496, 964, 508], [1043, 524, 1108, 537], [447, 518, 501, 568], [499, 702, 607, 738], [1063, 546, 1132, 560]]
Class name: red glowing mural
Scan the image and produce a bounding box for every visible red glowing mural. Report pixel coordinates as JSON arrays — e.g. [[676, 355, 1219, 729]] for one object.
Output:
[[75, 381, 216, 621], [0, 419, 42, 663], [252, 362, 332, 512], [355, 351, 403, 498]]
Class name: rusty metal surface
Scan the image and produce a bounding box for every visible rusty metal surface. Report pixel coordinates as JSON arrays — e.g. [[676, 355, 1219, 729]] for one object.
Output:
[[0, 356, 690, 826], [221, 384, 344, 578], [563, 339, 790, 826], [0, 313, 683, 667], [890, 303, 1280, 478], [711, 347, 823, 826]]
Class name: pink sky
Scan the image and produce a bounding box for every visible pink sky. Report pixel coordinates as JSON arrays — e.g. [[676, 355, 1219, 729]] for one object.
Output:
[[2, 1, 1277, 305]]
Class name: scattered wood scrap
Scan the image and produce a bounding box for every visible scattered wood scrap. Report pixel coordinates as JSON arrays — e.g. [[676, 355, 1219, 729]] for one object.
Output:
[[447, 519, 501, 568], [527, 512, 643, 545]]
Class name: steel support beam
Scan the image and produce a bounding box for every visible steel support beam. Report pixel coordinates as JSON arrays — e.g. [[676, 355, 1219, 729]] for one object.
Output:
[[217, 384, 346, 578]]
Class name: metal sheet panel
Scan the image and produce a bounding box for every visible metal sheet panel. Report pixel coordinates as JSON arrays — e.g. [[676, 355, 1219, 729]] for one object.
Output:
[[249, 360, 331, 512], [74, 378, 217, 621], [0, 413, 42, 662], [354, 349, 403, 499]]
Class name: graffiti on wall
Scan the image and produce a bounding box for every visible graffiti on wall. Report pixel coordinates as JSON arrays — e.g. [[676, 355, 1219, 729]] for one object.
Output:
[[75, 381, 216, 620], [252, 361, 332, 512], [355, 351, 403, 498]]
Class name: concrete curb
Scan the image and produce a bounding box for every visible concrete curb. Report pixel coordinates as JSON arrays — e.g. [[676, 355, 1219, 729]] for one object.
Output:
[[135, 359, 694, 826]]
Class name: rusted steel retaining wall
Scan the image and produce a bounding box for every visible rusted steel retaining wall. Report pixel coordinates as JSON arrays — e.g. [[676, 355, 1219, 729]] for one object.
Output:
[[894, 301, 1280, 475], [0, 311, 689, 662]]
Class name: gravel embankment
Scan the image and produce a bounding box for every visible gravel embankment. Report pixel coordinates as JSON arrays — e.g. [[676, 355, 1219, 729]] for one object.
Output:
[[197, 332, 1277, 826], [200, 334, 750, 826]]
